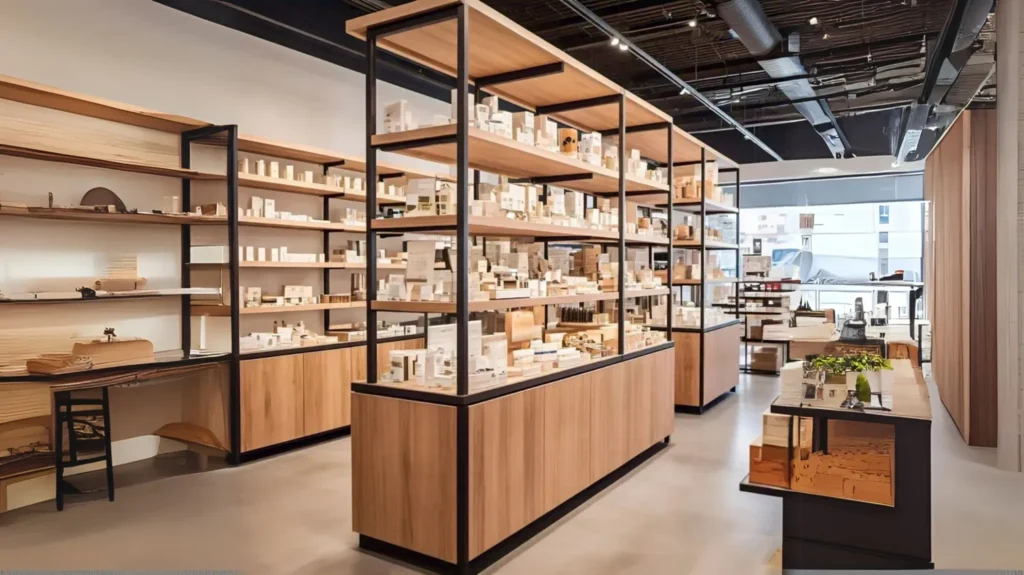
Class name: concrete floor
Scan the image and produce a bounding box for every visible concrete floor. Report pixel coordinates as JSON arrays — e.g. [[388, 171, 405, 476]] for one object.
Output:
[[1, 373, 1022, 573]]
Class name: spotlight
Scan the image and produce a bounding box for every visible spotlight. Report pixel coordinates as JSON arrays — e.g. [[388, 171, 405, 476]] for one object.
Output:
[[823, 32, 830, 39], [688, 19, 697, 28], [679, 87, 689, 96], [610, 37, 620, 47], [618, 42, 629, 51], [809, 16, 819, 25]]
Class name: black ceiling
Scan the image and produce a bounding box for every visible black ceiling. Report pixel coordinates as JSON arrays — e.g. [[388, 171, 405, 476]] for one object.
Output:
[[159, 0, 982, 164]]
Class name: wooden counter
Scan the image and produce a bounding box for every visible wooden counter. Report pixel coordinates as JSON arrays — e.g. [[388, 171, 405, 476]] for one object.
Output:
[[672, 320, 742, 413], [351, 346, 675, 569]]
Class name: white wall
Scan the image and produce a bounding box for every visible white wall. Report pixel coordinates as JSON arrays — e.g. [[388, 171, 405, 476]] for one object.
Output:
[[0, 0, 448, 356]]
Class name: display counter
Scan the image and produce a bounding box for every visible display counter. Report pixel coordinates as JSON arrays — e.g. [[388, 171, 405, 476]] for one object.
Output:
[[671, 319, 742, 413], [740, 359, 932, 570], [351, 344, 674, 572]]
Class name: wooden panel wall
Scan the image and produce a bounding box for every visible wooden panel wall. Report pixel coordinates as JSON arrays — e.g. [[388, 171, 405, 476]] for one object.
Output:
[[672, 323, 741, 408], [302, 348, 352, 435], [240, 355, 305, 452], [463, 348, 675, 560], [925, 109, 997, 447], [351, 393, 458, 563]]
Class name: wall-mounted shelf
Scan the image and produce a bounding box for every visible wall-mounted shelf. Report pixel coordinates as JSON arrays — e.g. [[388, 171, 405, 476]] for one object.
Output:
[[672, 239, 739, 250], [0, 207, 225, 227], [238, 215, 363, 233], [0, 144, 224, 180], [192, 301, 366, 316]]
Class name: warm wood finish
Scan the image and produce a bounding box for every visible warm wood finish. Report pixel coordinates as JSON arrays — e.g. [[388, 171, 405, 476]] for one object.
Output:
[[468, 386, 546, 559], [672, 332, 700, 406], [239, 355, 304, 452], [650, 346, 676, 440], [193, 302, 365, 316], [371, 125, 667, 195], [0, 73, 207, 132], [349, 337, 426, 382], [351, 393, 458, 562], [604, 124, 728, 167], [541, 373, 592, 510], [673, 323, 741, 408], [0, 207, 225, 227], [302, 348, 352, 434], [371, 290, 666, 314], [239, 215, 363, 232], [925, 110, 997, 446], [0, 384, 51, 426], [181, 363, 231, 451], [238, 172, 405, 204], [589, 362, 630, 480]]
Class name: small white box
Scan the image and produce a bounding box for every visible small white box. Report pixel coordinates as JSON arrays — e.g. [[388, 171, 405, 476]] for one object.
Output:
[[191, 245, 230, 264], [245, 246, 255, 261], [162, 196, 181, 214], [271, 248, 280, 262], [251, 196, 264, 218], [269, 161, 280, 178], [257, 247, 266, 262], [284, 165, 294, 180], [264, 199, 276, 219], [255, 159, 266, 176], [238, 157, 250, 174]]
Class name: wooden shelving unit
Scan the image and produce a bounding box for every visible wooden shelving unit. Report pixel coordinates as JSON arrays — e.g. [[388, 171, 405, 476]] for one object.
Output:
[[344, 1, 730, 571], [193, 301, 365, 316]]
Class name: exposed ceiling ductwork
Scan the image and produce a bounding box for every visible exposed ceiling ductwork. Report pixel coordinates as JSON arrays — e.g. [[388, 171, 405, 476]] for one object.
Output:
[[715, 0, 850, 158]]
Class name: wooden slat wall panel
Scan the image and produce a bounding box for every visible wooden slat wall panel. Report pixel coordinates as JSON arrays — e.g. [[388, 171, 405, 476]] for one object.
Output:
[[240, 355, 304, 452], [969, 109, 998, 447], [672, 332, 700, 406], [702, 323, 742, 407], [541, 372, 592, 511], [351, 393, 458, 563], [651, 347, 676, 440], [926, 110, 999, 446], [590, 362, 629, 481], [303, 348, 352, 435], [468, 386, 546, 560]]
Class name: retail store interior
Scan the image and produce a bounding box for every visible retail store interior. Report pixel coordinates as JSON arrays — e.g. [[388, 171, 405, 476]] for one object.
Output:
[[0, 0, 1021, 573]]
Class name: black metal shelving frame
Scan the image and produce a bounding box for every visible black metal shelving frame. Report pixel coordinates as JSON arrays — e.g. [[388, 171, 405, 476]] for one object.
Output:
[[356, 4, 681, 573]]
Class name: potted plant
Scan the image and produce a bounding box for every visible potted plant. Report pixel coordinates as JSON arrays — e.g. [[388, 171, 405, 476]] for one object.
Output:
[[806, 355, 849, 406], [842, 352, 892, 396]]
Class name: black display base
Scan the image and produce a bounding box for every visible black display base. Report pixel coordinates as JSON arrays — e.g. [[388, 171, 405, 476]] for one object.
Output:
[[233, 425, 350, 464], [359, 441, 669, 575], [674, 388, 735, 415]]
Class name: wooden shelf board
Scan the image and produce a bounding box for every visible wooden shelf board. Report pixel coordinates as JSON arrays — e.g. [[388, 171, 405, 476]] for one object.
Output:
[[0, 207, 225, 226], [673, 198, 739, 214], [238, 215, 363, 232], [0, 73, 209, 133], [0, 144, 224, 180], [372, 215, 627, 242], [605, 123, 734, 167], [371, 125, 667, 195], [672, 239, 739, 249], [191, 302, 365, 316], [237, 172, 405, 205], [372, 291, 623, 314], [673, 278, 739, 286]]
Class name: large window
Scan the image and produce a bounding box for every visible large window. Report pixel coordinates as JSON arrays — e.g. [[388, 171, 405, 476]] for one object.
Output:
[[732, 173, 925, 324]]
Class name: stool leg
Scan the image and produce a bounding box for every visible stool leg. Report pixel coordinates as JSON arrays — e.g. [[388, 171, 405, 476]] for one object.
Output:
[[54, 394, 65, 512], [101, 388, 114, 502]]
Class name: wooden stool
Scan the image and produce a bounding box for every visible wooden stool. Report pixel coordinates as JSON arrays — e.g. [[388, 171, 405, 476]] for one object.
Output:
[[54, 388, 114, 511]]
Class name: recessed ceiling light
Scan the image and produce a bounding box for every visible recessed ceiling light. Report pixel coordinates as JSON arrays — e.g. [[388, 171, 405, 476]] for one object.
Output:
[[809, 16, 819, 25], [610, 37, 620, 47], [618, 42, 629, 51], [688, 19, 697, 28], [679, 87, 689, 96]]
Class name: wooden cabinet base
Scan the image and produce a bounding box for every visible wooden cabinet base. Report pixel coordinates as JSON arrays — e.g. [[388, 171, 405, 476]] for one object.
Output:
[[672, 322, 741, 412], [351, 347, 675, 572]]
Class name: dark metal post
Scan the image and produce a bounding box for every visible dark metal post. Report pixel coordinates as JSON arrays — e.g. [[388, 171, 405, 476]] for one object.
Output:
[[366, 31, 379, 384], [323, 195, 331, 331], [666, 125, 674, 333], [698, 148, 706, 407], [735, 167, 741, 321], [617, 95, 626, 355], [226, 125, 241, 460], [455, 4, 470, 396], [179, 134, 192, 355]]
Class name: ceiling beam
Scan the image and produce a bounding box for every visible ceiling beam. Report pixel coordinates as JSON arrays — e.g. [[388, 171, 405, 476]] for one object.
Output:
[[556, 0, 782, 161]]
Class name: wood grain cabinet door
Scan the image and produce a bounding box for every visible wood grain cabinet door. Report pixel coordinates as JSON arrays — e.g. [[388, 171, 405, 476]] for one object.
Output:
[[303, 348, 352, 435], [240, 355, 304, 452]]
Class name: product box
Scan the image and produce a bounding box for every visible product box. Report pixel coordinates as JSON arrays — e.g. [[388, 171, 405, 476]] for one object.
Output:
[[191, 245, 230, 264]]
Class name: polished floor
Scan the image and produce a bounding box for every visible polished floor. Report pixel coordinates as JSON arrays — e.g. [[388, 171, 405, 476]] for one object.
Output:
[[1, 373, 1022, 573]]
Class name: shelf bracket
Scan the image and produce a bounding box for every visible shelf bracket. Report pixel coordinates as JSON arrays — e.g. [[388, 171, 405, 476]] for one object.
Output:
[[475, 63, 565, 89], [322, 160, 346, 176]]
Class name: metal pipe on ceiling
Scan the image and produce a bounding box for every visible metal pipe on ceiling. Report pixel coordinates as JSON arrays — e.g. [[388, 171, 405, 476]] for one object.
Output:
[[555, 0, 783, 161]]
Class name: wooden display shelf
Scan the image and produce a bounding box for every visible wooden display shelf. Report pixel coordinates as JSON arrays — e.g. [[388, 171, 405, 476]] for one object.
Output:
[[238, 172, 406, 204], [0, 144, 224, 180], [371, 288, 667, 314], [371, 215, 666, 245], [191, 302, 365, 316], [346, 0, 671, 134], [604, 123, 732, 169], [371, 125, 667, 195], [672, 239, 739, 249], [0, 73, 209, 133], [673, 277, 738, 286], [190, 261, 352, 269], [0, 206, 226, 226], [238, 215, 364, 232], [674, 198, 739, 214]]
